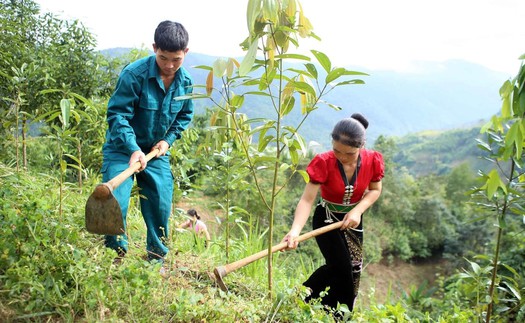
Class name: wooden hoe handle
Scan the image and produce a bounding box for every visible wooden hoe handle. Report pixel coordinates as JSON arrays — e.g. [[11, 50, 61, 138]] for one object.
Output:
[[106, 148, 160, 190], [214, 221, 343, 285]]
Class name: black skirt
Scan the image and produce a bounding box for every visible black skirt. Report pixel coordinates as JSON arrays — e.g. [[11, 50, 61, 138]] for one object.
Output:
[[303, 203, 364, 311]]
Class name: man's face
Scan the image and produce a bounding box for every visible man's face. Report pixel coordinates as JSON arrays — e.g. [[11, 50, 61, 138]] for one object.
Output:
[[153, 45, 188, 77]]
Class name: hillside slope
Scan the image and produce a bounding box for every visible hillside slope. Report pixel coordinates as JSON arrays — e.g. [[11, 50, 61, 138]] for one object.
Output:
[[392, 125, 488, 176]]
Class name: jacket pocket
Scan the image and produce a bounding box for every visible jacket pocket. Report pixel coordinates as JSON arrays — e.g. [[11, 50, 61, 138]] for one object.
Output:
[[170, 99, 183, 114]]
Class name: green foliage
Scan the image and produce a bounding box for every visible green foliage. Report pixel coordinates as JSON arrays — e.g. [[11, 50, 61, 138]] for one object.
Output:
[[190, 0, 368, 292], [1, 0, 524, 321], [393, 126, 491, 177], [463, 55, 525, 322], [0, 164, 353, 322], [0, 0, 114, 174]]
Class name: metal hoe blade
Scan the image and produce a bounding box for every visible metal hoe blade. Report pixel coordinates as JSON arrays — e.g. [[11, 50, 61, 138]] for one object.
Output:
[[84, 149, 159, 235], [85, 183, 125, 235]]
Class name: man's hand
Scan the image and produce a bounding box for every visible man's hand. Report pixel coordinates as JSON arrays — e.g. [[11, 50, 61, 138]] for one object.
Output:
[[153, 140, 170, 157], [129, 151, 147, 171]]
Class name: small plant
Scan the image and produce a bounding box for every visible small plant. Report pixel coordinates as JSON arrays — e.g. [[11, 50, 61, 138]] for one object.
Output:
[[468, 54, 525, 322], [188, 0, 368, 293]]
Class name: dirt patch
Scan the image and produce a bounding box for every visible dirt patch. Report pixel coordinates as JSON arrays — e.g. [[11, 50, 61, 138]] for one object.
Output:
[[360, 256, 446, 305]]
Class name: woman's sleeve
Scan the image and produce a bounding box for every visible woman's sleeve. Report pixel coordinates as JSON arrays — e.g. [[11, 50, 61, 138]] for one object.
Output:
[[306, 155, 328, 184], [371, 151, 385, 182]]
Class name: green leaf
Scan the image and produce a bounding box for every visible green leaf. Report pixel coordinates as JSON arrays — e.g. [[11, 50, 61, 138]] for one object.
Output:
[[286, 68, 313, 78], [469, 260, 481, 275], [239, 38, 259, 77], [475, 139, 491, 152], [192, 65, 213, 71], [274, 53, 311, 61], [505, 122, 523, 159], [518, 89, 525, 116], [501, 96, 512, 118], [293, 133, 307, 156], [499, 79, 513, 99], [231, 94, 245, 109], [292, 81, 316, 97], [325, 67, 346, 83], [311, 50, 331, 73], [262, 0, 278, 24], [60, 99, 71, 129], [305, 63, 318, 79], [253, 155, 278, 164], [64, 153, 81, 165], [484, 169, 507, 198], [244, 91, 272, 97], [333, 79, 366, 87], [297, 170, 309, 183], [502, 282, 521, 300], [247, 0, 262, 33], [245, 117, 274, 125], [60, 159, 67, 172], [280, 96, 295, 117], [258, 135, 274, 152], [213, 58, 228, 78], [289, 146, 299, 164]]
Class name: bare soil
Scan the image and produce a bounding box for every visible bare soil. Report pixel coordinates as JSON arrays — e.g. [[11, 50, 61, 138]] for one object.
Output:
[[360, 256, 447, 305]]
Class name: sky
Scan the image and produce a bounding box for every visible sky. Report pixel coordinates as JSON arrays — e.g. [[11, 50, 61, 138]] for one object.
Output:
[[36, 0, 524, 75]]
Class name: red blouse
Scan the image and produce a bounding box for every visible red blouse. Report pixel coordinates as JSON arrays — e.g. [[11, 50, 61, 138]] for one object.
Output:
[[306, 149, 384, 204]]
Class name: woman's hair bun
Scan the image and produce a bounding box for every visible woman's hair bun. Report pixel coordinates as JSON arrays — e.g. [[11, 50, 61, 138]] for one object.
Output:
[[351, 113, 369, 129]]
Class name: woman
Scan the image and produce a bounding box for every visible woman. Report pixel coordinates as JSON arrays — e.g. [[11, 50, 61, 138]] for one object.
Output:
[[179, 209, 211, 246], [282, 113, 384, 313]]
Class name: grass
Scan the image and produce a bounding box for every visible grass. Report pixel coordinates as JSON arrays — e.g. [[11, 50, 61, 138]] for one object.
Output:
[[0, 163, 480, 322]]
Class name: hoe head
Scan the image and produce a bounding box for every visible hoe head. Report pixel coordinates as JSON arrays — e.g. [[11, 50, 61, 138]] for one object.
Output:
[[85, 183, 124, 235], [213, 266, 229, 292]]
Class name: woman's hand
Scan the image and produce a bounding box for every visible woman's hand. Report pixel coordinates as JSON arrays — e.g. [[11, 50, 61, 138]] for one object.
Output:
[[281, 231, 299, 251], [342, 209, 362, 230], [281, 182, 319, 251]]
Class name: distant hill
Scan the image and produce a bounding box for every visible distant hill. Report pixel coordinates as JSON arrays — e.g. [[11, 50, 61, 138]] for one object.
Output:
[[183, 53, 509, 150], [392, 125, 489, 176], [100, 49, 510, 151]]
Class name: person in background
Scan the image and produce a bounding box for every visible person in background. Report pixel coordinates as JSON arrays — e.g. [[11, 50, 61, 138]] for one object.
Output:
[[281, 113, 384, 316], [102, 20, 194, 263], [179, 209, 211, 246]]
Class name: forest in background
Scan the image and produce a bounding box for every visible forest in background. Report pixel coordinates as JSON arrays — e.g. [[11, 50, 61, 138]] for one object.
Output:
[[1, 0, 525, 322]]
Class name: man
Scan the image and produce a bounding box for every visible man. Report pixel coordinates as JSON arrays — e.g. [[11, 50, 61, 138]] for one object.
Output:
[[102, 20, 194, 263]]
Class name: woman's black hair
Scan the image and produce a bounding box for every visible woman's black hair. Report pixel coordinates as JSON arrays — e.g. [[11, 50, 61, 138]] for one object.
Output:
[[187, 208, 200, 220], [331, 113, 368, 147]]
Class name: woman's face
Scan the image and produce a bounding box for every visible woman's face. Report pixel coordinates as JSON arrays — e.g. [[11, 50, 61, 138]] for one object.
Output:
[[332, 140, 360, 165]]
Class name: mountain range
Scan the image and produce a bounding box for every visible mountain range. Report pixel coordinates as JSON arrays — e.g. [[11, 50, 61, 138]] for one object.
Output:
[[185, 52, 509, 148], [103, 48, 511, 150]]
